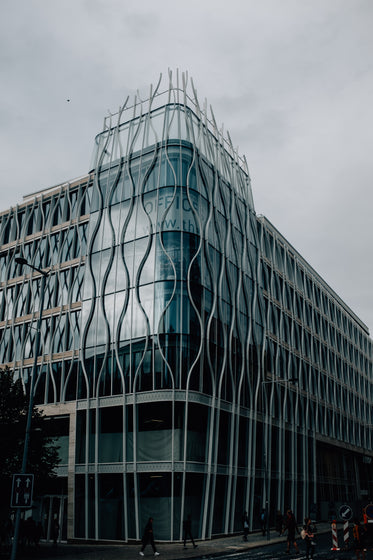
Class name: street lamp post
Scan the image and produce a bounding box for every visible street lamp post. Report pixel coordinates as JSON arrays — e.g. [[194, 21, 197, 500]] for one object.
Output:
[[261, 377, 298, 541], [10, 258, 49, 560]]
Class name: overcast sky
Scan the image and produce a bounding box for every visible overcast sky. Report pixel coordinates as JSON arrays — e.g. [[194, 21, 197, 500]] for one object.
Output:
[[1, 0, 372, 333]]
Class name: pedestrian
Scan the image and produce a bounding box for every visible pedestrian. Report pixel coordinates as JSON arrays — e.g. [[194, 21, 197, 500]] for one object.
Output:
[[282, 509, 300, 554], [353, 518, 366, 560], [242, 511, 249, 542], [183, 514, 197, 549], [260, 508, 267, 536], [302, 517, 316, 560], [140, 517, 160, 557], [51, 516, 60, 546], [0, 520, 11, 551], [362, 507, 368, 528], [24, 517, 36, 547], [34, 522, 43, 548], [275, 510, 284, 536]]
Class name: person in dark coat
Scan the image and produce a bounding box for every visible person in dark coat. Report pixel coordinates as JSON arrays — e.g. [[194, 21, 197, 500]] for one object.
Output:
[[140, 517, 159, 556], [303, 517, 316, 560], [242, 511, 249, 542], [183, 514, 197, 549], [282, 509, 300, 554], [260, 508, 267, 536], [51, 517, 60, 546], [275, 510, 284, 536]]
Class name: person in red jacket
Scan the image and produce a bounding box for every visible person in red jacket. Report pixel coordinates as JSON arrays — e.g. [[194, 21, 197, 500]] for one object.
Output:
[[353, 519, 366, 560], [282, 510, 300, 554]]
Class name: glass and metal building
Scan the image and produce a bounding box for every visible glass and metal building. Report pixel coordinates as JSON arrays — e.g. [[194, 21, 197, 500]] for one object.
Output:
[[1, 72, 372, 542]]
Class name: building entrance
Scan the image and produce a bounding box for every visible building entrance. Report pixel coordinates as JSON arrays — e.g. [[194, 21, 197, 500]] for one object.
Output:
[[41, 495, 67, 543]]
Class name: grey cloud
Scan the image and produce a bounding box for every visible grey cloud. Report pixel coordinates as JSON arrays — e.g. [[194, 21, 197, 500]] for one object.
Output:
[[0, 0, 372, 332]]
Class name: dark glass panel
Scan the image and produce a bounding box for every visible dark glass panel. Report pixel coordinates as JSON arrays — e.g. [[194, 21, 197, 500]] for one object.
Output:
[[233, 476, 248, 532], [41, 200, 51, 229], [1, 213, 15, 244], [98, 474, 124, 539], [137, 349, 152, 392], [88, 474, 95, 539], [51, 195, 63, 227], [182, 335, 201, 391], [143, 157, 161, 193], [74, 475, 85, 538], [173, 472, 183, 539], [67, 189, 78, 220], [115, 344, 131, 393], [61, 228, 76, 262], [182, 155, 197, 189], [157, 333, 179, 388], [212, 475, 228, 535], [34, 364, 47, 405], [99, 407, 123, 462], [16, 210, 26, 237], [217, 410, 231, 464], [238, 415, 249, 468], [76, 410, 86, 464], [43, 415, 69, 464], [88, 409, 96, 464], [52, 315, 66, 354], [64, 360, 79, 401], [77, 364, 88, 400], [138, 401, 172, 431], [71, 265, 84, 302], [78, 223, 88, 256], [156, 282, 179, 335], [183, 473, 205, 539], [155, 231, 179, 282], [47, 362, 62, 403], [129, 338, 148, 391], [90, 169, 111, 212], [186, 402, 208, 462], [138, 472, 172, 540], [125, 473, 136, 538]]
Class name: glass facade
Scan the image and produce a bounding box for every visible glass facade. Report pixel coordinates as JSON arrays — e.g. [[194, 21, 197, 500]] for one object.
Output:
[[1, 73, 372, 542], [257, 216, 373, 521]]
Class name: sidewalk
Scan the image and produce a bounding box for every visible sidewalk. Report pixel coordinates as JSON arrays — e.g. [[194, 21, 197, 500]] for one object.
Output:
[[8, 523, 332, 560]]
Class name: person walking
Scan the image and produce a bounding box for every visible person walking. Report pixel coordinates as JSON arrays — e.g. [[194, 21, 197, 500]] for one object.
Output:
[[282, 509, 300, 554], [51, 517, 60, 546], [183, 514, 197, 549], [140, 517, 159, 557], [303, 517, 316, 560], [353, 519, 366, 560], [275, 510, 284, 536], [260, 508, 267, 536], [242, 511, 249, 542]]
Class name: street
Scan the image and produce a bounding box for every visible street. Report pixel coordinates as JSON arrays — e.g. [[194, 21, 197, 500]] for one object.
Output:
[[2, 525, 372, 560], [193, 531, 373, 560]]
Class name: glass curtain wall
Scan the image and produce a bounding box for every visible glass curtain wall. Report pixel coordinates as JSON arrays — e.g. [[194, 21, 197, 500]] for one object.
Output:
[[75, 74, 265, 541], [257, 215, 373, 522]]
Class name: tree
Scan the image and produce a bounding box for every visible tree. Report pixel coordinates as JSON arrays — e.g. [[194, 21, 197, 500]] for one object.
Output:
[[0, 366, 60, 508]]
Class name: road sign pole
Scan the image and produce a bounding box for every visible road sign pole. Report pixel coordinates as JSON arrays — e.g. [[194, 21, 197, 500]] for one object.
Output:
[[10, 266, 48, 560]]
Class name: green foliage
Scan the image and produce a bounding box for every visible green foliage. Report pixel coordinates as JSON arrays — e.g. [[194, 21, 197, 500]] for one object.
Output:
[[0, 366, 60, 500]]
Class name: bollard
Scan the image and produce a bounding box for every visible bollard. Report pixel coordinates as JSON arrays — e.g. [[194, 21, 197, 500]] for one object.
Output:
[[343, 520, 349, 548], [331, 520, 340, 551]]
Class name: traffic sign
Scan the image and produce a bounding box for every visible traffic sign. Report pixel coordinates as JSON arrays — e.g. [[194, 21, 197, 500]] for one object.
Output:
[[339, 504, 353, 521], [10, 474, 34, 508], [365, 504, 373, 519]]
